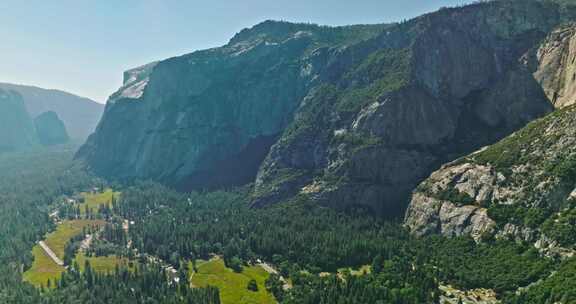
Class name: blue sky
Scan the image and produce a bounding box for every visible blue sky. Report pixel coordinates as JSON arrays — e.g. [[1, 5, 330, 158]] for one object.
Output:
[[0, 0, 471, 103]]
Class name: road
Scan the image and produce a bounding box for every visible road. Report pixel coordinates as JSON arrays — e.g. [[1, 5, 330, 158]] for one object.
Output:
[[38, 241, 64, 266], [258, 262, 278, 275], [258, 262, 291, 290]]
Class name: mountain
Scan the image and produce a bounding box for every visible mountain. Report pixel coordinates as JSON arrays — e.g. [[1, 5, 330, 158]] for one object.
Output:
[[0, 88, 71, 152], [404, 20, 576, 251], [405, 102, 576, 256], [77, 21, 389, 190], [0, 89, 39, 152], [0, 83, 104, 140], [34, 111, 70, 146], [78, 0, 576, 217]]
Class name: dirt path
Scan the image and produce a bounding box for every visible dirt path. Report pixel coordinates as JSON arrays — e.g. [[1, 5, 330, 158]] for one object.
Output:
[[258, 262, 291, 290], [258, 262, 278, 275], [38, 241, 64, 266]]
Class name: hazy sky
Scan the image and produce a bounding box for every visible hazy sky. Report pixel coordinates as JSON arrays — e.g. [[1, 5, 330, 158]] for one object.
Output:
[[0, 0, 471, 103]]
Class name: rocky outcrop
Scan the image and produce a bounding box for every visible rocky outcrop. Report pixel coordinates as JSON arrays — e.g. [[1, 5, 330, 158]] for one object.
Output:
[[404, 163, 501, 240], [0, 83, 103, 140], [34, 111, 70, 146], [79, 0, 576, 216], [0, 89, 38, 152], [405, 193, 495, 242], [405, 103, 576, 250]]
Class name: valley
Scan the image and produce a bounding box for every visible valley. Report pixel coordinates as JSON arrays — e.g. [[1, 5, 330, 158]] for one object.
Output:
[[3, 0, 576, 303]]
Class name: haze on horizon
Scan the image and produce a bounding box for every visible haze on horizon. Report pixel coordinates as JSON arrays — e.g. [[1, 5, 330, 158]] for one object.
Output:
[[0, 0, 470, 103]]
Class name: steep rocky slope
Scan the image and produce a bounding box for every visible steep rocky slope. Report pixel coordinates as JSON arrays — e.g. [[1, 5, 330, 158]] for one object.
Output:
[[0, 89, 39, 152], [79, 0, 576, 216], [405, 104, 576, 256], [34, 111, 70, 146], [77, 22, 388, 190], [254, 0, 574, 215], [0, 83, 103, 139]]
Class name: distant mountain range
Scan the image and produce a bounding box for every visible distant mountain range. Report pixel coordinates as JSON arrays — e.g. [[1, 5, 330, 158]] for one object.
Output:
[[0, 88, 69, 152], [0, 83, 103, 140]]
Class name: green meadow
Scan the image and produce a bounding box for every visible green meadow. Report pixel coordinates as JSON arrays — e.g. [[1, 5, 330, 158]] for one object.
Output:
[[191, 257, 275, 304], [79, 189, 120, 215]]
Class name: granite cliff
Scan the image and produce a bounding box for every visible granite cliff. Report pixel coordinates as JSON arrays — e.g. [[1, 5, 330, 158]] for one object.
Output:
[[0, 89, 39, 152], [0, 89, 71, 152], [0, 83, 103, 140], [34, 111, 70, 146], [78, 0, 576, 216], [405, 18, 576, 246]]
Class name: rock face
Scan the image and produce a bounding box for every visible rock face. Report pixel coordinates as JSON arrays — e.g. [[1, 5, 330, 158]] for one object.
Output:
[[405, 104, 576, 253], [0, 83, 104, 140], [34, 111, 70, 146], [79, 0, 576, 216], [533, 24, 576, 108], [0, 89, 38, 152], [404, 164, 499, 241], [77, 21, 388, 190], [252, 0, 567, 216]]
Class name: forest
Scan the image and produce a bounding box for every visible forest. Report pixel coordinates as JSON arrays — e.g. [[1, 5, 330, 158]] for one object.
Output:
[[0, 147, 573, 303]]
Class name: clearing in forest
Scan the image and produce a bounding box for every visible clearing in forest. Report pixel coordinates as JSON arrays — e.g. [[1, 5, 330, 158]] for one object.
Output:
[[23, 220, 103, 287], [75, 253, 135, 274], [79, 189, 120, 215], [191, 257, 276, 304]]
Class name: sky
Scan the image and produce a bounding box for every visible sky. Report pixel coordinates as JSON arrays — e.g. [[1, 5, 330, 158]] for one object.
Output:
[[0, 0, 471, 103]]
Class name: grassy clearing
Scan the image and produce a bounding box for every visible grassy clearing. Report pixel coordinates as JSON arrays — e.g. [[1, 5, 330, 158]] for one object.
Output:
[[80, 189, 120, 215], [44, 220, 104, 259], [74, 253, 135, 274], [191, 258, 275, 304], [23, 220, 104, 288], [22, 245, 65, 288]]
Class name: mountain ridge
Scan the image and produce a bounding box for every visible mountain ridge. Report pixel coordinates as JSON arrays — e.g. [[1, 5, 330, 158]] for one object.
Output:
[[78, 0, 576, 217]]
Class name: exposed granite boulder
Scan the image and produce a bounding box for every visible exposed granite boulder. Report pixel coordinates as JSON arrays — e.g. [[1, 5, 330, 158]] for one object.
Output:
[[405, 193, 495, 242], [34, 111, 70, 146], [404, 163, 500, 240]]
